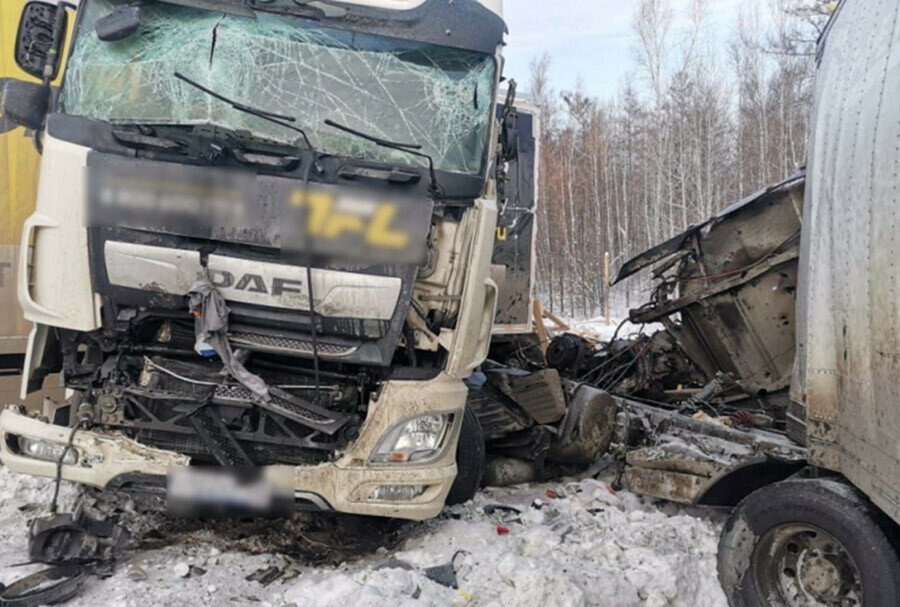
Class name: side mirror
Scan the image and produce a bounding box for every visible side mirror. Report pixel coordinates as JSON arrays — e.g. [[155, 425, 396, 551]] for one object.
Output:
[[96, 5, 143, 42], [0, 80, 51, 131], [15, 1, 68, 80]]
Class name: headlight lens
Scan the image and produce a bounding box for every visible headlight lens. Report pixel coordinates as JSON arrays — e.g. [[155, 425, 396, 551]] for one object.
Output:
[[371, 414, 450, 464], [18, 437, 78, 465]]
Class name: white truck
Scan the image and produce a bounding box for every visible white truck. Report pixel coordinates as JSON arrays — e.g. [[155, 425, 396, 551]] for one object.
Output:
[[0, 0, 523, 520]]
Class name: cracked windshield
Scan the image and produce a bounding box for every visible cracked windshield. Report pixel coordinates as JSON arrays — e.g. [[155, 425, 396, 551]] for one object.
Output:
[[60, 0, 497, 174]]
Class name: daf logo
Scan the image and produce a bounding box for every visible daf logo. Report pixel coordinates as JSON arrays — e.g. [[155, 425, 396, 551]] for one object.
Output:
[[208, 269, 304, 296]]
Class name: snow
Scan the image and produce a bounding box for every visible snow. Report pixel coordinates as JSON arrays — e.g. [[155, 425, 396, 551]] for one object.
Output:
[[0, 466, 729, 606], [568, 317, 666, 343]]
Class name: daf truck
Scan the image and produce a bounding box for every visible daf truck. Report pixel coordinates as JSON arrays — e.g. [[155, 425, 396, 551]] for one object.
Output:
[[0, 0, 527, 520]]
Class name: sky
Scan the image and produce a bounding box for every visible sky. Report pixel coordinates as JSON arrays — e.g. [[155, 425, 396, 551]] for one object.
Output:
[[501, 0, 747, 101]]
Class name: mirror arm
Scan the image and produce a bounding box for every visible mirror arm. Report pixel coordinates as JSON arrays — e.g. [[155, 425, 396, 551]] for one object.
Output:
[[30, 4, 69, 153], [42, 8, 68, 84]]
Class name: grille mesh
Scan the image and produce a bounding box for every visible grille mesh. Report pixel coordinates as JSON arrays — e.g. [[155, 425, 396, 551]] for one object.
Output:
[[214, 384, 331, 424], [229, 332, 357, 356]]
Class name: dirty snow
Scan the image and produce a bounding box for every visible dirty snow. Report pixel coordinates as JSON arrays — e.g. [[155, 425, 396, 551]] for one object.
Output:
[[0, 465, 728, 606]]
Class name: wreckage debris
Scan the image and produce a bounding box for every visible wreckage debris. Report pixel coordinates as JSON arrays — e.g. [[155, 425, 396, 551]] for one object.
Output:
[[127, 565, 148, 582], [0, 511, 136, 605], [246, 565, 283, 586], [0, 564, 87, 607]]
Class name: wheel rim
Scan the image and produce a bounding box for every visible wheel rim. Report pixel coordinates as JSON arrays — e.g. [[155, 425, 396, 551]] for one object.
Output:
[[751, 523, 863, 606]]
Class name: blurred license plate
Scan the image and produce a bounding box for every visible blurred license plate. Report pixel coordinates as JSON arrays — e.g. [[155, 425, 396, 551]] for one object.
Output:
[[167, 467, 292, 518]]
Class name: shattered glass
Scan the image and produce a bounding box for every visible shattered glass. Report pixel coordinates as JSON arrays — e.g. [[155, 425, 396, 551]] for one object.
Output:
[[60, 0, 497, 174]]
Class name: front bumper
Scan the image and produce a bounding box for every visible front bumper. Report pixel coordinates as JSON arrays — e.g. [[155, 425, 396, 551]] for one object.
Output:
[[0, 374, 467, 521]]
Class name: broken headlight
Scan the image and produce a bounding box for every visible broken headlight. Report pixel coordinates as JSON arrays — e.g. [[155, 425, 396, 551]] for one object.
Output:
[[370, 414, 450, 464], [18, 437, 78, 465]]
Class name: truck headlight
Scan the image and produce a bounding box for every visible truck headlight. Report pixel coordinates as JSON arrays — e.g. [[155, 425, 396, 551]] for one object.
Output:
[[371, 414, 450, 464], [18, 437, 78, 465]]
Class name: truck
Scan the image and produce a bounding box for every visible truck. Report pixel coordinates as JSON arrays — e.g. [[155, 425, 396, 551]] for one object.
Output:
[[0, 0, 612, 524], [718, 0, 900, 601], [0, 0, 513, 520], [588, 0, 900, 602]]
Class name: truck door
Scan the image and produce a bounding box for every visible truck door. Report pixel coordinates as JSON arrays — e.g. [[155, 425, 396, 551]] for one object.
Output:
[[491, 103, 538, 335]]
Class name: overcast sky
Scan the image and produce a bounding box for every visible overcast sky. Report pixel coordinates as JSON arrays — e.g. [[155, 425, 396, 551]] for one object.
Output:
[[501, 0, 747, 100]]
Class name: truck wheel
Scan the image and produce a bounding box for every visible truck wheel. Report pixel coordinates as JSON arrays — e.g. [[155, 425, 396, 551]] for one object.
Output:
[[445, 406, 484, 505], [718, 477, 900, 607]]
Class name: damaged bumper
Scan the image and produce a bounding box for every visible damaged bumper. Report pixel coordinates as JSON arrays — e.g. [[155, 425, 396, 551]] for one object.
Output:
[[0, 373, 467, 521]]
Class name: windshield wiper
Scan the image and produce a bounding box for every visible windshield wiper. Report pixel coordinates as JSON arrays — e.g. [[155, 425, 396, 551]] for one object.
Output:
[[110, 122, 301, 169], [324, 119, 442, 197], [174, 72, 316, 154]]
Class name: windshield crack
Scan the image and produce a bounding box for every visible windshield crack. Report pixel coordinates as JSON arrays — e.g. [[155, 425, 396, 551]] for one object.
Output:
[[60, 0, 496, 174]]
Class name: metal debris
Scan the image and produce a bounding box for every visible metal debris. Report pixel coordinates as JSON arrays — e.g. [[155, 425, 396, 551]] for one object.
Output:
[[0, 564, 87, 607], [245, 565, 283, 586], [29, 513, 132, 575]]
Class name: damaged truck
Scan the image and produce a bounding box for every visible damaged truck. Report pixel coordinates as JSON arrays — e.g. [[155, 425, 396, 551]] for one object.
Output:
[[0, 0, 642, 527], [549, 0, 900, 601], [0, 0, 615, 526], [0, 0, 529, 519]]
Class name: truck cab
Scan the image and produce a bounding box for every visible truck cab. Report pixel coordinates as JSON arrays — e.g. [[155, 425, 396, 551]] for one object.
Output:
[[0, 0, 518, 520]]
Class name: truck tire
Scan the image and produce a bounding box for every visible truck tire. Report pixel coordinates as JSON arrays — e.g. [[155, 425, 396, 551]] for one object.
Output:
[[718, 477, 900, 607], [445, 406, 484, 505]]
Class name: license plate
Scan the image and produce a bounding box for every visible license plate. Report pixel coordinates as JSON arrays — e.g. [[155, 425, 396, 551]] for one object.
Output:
[[167, 467, 292, 518]]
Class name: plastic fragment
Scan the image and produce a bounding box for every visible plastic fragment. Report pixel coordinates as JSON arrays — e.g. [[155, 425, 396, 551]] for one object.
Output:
[[496, 525, 510, 535], [423, 562, 458, 589]]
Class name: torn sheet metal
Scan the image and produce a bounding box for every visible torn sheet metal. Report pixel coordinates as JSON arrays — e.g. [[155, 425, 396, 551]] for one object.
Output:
[[487, 368, 566, 424], [620, 173, 805, 397], [614, 398, 806, 504]]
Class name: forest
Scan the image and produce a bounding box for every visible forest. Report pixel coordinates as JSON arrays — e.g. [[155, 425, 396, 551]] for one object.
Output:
[[529, 0, 831, 317]]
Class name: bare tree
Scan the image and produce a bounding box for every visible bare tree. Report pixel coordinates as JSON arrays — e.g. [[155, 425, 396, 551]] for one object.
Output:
[[530, 0, 824, 318]]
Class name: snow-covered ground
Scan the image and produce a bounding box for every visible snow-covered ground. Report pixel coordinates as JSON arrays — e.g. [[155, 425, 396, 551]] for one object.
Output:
[[0, 464, 729, 606]]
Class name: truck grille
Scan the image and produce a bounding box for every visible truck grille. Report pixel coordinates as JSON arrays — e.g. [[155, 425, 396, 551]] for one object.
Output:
[[214, 384, 332, 425], [229, 332, 358, 357]]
